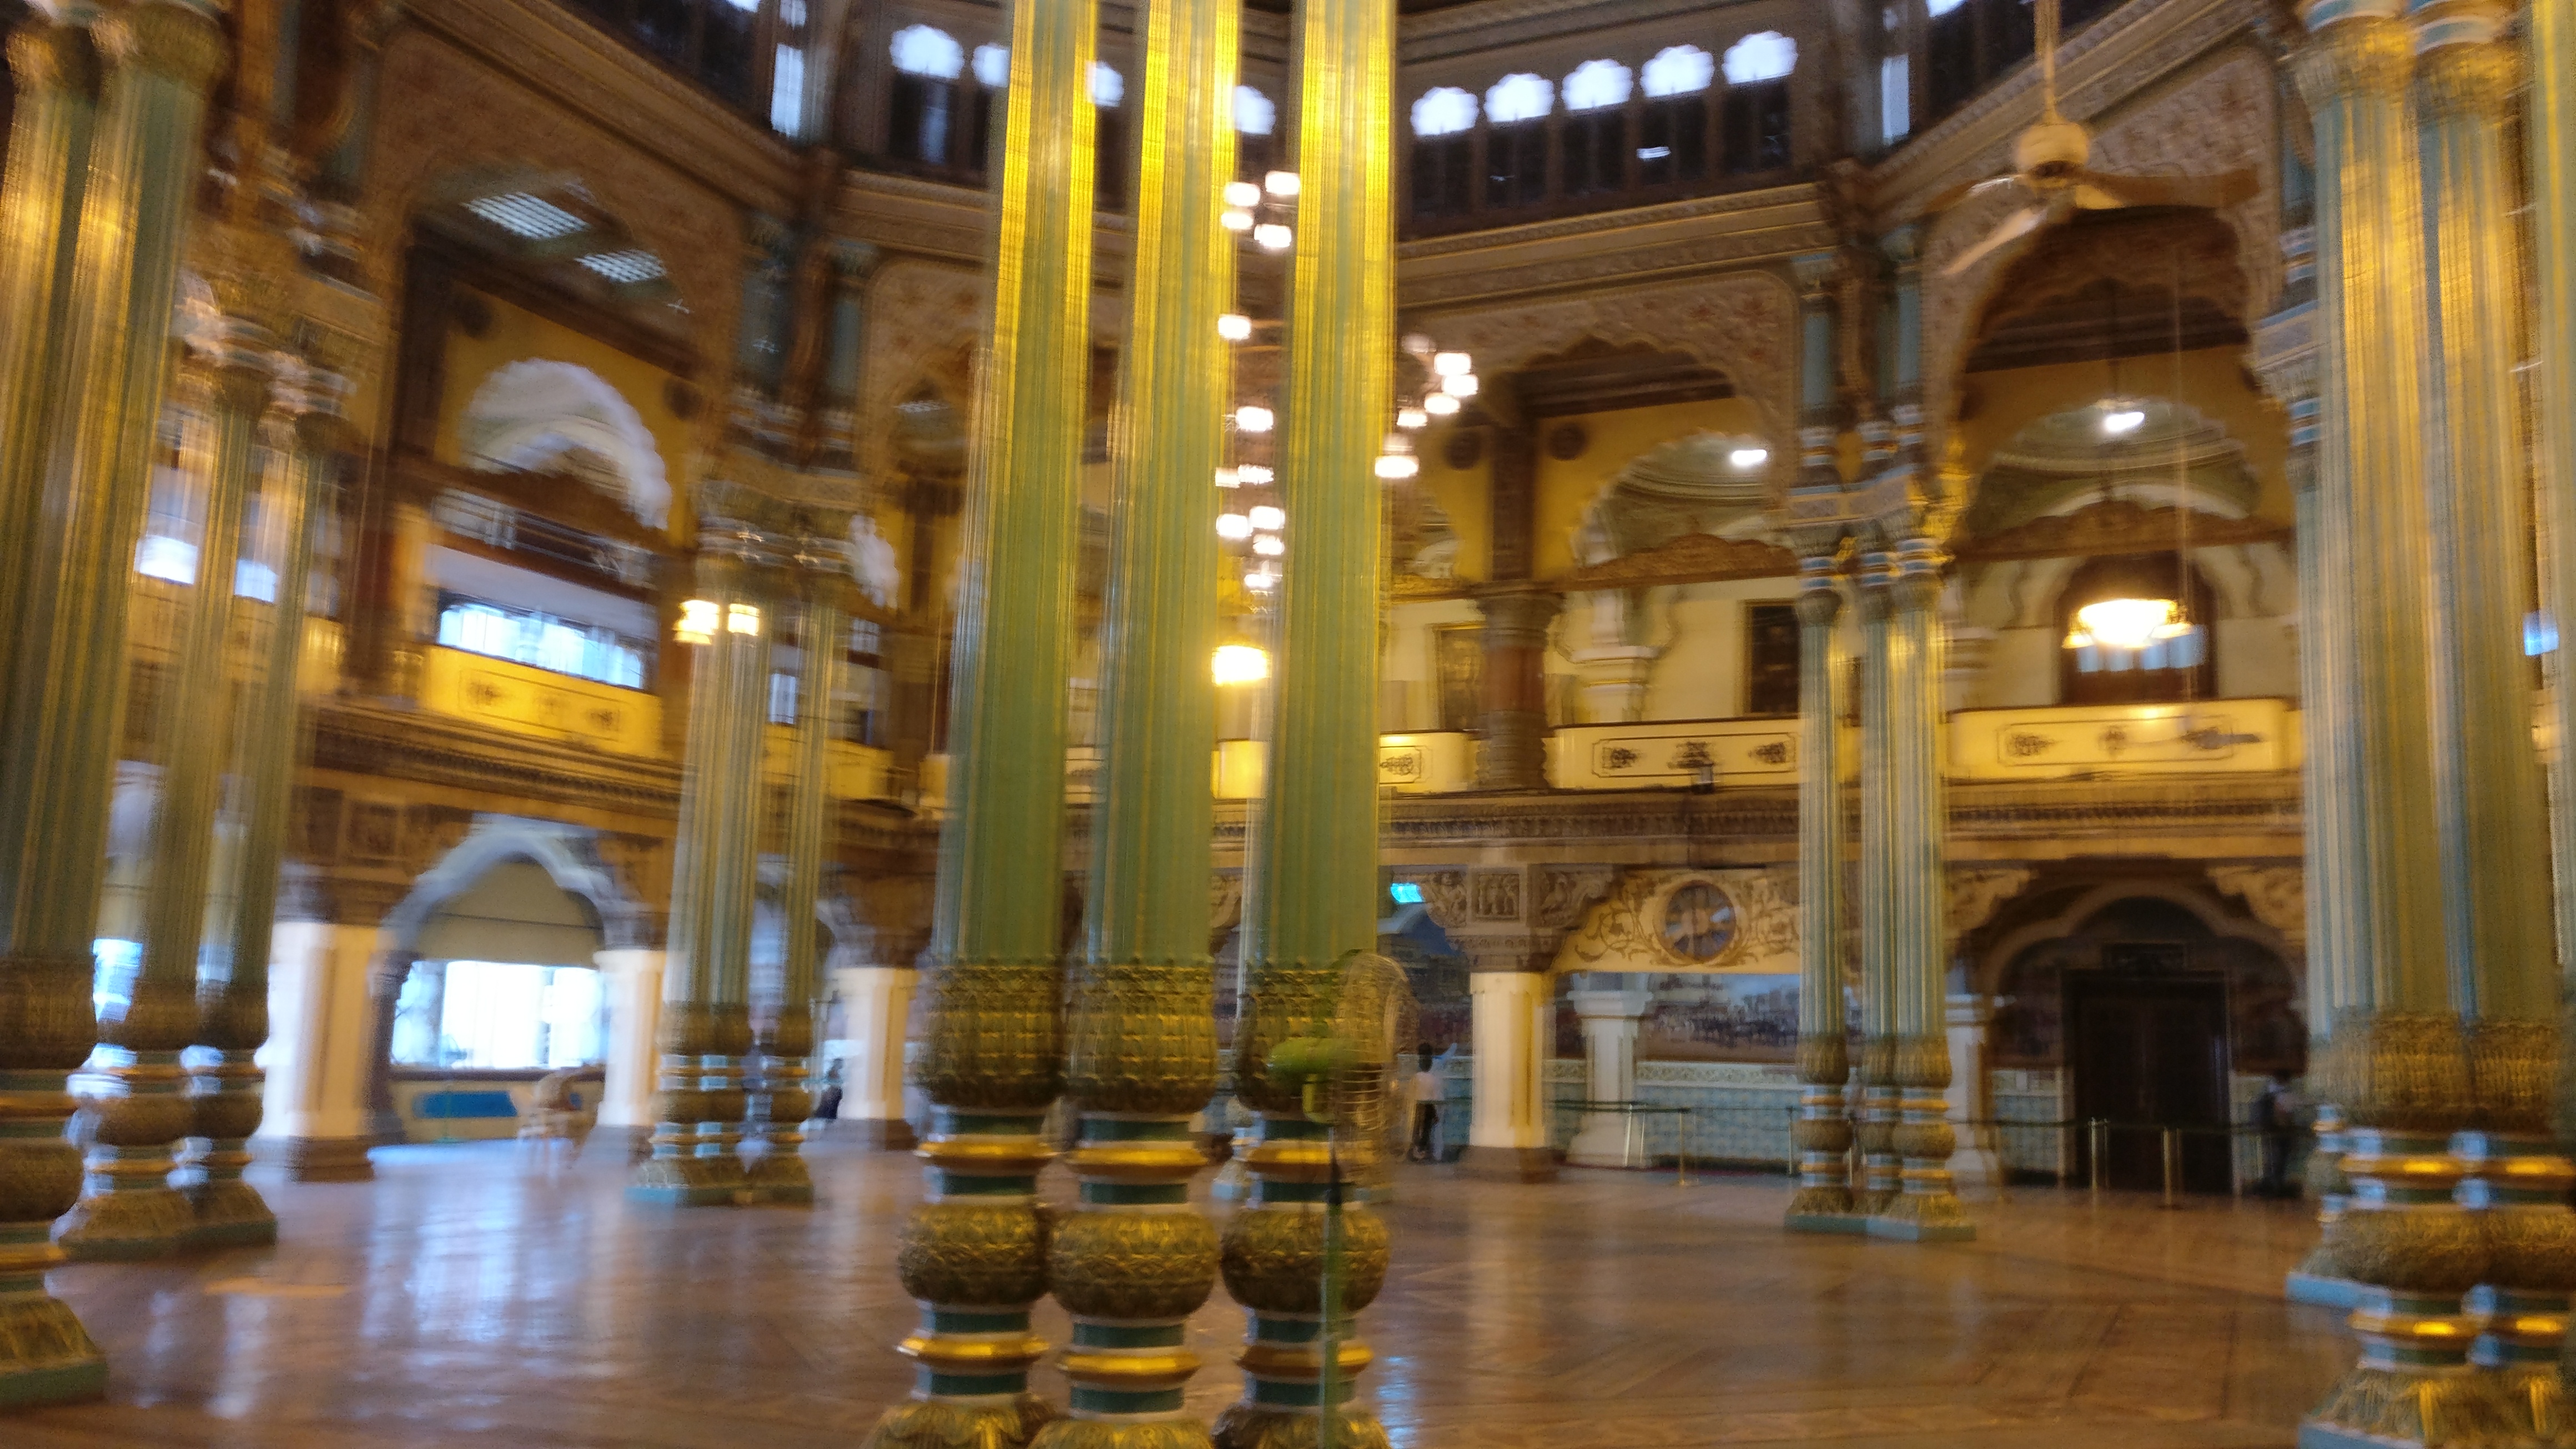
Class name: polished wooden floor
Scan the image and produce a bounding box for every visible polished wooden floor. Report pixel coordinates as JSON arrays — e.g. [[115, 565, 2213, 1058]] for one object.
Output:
[[15, 1138, 2347, 1446]]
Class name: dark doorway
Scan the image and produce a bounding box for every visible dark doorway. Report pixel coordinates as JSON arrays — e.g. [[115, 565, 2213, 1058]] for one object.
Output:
[[2067, 965, 2232, 1193]]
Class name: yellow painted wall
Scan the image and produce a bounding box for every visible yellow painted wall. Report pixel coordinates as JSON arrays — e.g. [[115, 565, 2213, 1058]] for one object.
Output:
[[1413, 427, 1492, 584], [1532, 397, 1769, 580], [434, 286, 697, 543], [1951, 349, 2293, 525]]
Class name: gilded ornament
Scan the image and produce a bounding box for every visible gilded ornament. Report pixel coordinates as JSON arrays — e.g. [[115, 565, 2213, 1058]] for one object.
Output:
[[2321, 1011, 2473, 1133], [5, 22, 94, 94], [1210, 1406, 1391, 1449], [0, 957, 102, 1070], [897, 1199, 1051, 1307], [1790, 1116, 1853, 1155], [2467, 1017, 2555, 1136], [1063, 961, 1217, 1116], [1219, 1204, 1388, 1316], [0, 1139, 82, 1222], [1796, 1033, 1848, 1084], [1891, 1119, 1956, 1163], [1893, 1035, 1951, 1091], [1032, 1418, 1215, 1449], [2326, 1205, 2488, 1295], [2290, 15, 2413, 112], [93, 1, 229, 91], [1048, 1209, 1219, 1321], [918, 958, 1065, 1111], [863, 1392, 1058, 1449], [2414, 37, 2515, 122]]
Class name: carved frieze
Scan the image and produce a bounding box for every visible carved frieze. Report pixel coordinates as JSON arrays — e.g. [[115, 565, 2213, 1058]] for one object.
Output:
[[1556, 532, 1798, 591], [2210, 862, 2305, 948], [1956, 499, 2291, 562], [1470, 869, 1523, 922], [1562, 866, 1798, 973], [1946, 866, 2036, 948]]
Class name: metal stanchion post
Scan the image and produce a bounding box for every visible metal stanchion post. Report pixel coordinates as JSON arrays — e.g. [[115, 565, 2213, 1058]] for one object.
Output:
[[2229, 1127, 2243, 1199], [2160, 1128, 2181, 1210], [2089, 1118, 2107, 1195]]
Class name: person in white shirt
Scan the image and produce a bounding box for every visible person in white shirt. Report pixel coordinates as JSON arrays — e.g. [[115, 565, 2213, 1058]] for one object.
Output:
[[1407, 1044, 1445, 1161]]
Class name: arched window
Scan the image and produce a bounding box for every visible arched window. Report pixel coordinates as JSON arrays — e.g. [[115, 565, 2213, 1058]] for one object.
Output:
[[1638, 44, 1712, 187], [1559, 60, 1632, 197], [768, 0, 809, 137], [1093, 62, 1129, 211], [2056, 552, 2217, 706], [1235, 84, 1277, 180], [969, 43, 1008, 179], [1721, 32, 1795, 174], [1410, 87, 1477, 219], [888, 24, 964, 168], [1483, 73, 1553, 210]]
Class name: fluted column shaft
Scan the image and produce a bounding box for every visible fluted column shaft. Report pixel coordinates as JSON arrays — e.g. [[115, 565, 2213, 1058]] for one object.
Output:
[[1041, 0, 1236, 1440], [1877, 539, 1968, 1240], [2293, 6, 2480, 1441], [1788, 557, 1853, 1225], [184, 374, 345, 1248], [863, 0, 1094, 1438], [1220, 0, 1395, 1436], [749, 572, 849, 1206], [2538, 0, 2576, 1013], [2413, 5, 2576, 1431], [57, 329, 274, 1262], [630, 559, 771, 1207], [1853, 548, 1899, 1215]]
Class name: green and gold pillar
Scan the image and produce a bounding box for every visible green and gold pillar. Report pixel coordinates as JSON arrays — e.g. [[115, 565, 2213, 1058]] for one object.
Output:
[[748, 560, 851, 1206], [1217, 0, 1395, 1435], [182, 362, 345, 1247], [859, 0, 1095, 1435], [1852, 535, 1900, 1217], [630, 545, 772, 1207], [1786, 551, 1853, 1229], [59, 309, 275, 1261], [1873, 535, 1969, 1241], [1038, 0, 1237, 1434], [2291, 4, 2480, 1442], [2413, 1, 2576, 1430]]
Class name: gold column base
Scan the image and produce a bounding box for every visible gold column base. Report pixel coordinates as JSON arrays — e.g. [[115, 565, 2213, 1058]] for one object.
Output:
[[1210, 1406, 1391, 1449], [865, 1393, 1058, 1449]]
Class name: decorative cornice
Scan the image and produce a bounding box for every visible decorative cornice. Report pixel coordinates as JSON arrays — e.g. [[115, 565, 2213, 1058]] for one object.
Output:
[[1558, 532, 1798, 591], [1397, 0, 1776, 62], [1397, 187, 1833, 310], [398, 0, 801, 214], [1955, 499, 2292, 562]]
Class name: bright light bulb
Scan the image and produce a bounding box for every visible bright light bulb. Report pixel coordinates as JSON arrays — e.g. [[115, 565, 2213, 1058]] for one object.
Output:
[[1212, 642, 1270, 685], [1423, 391, 1461, 416], [675, 598, 719, 645], [1433, 351, 1472, 377], [1440, 371, 1479, 398], [2071, 597, 2181, 651], [1217, 313, 1253, 341], [1217, 512, 1254, 540], [1236, 463, 1274, 485], [1265, 170, 1300, 197], [1729, 446, 1770, 470], [1375, 454, 1421, 479], [726, 602, 762, 635], [1245, 568, 1277, 591], [1215, 467, 1241, 488], [1222, 208, 1255, 232], [1235, 404, 1274, 433], [1253, 222, 1292, 251], [1396, 407, 1428, 431], [2102, 407, 2146, 435], [1252, 535, 1285, 556], [1224, 180, 1262, 207], [1249, 505, 1285, 530]]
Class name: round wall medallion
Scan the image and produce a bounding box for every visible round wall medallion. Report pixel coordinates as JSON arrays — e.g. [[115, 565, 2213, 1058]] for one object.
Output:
[[1546, 421, 1588, 460], [1659, 881, 1738, 964], [1442, 429, 1483, 471]]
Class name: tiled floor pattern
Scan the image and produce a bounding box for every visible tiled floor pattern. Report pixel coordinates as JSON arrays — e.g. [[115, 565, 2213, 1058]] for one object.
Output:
[[13, 1139, 2348, 1447]]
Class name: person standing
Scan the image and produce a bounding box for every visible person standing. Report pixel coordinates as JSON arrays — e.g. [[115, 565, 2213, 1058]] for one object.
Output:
[[2251, 1070, 2300, 1199], [1407, 1044, 1445, 1161]]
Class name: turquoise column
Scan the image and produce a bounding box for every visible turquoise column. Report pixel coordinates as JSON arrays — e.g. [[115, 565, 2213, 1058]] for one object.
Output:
[[1037, 0, 1236, 1437], [0, 13, 107, 1410], [59, 314, 276, 1261], [1217, 0, 1395, 1431], [2292, 4, 2477, 1442], [1852, 541, 1899, 1216], [2413, 1, 2574, 1431], [861, 0, 1094, 1431]]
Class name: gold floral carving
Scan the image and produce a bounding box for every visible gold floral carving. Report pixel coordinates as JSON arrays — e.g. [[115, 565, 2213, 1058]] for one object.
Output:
[[2208, 863, 2305, 948], [1425, 273, 1799, 457], [1956, 500, 2290, 562], [1218, 1201, 1389, 1315], [1048, 1210, 1220, 1321], [1945, 866, 2033, 948], [897, 1199, 1052, 1307], [917, 958, 1064, 1112], [1062, 962, 1217, 1116], [1557, 533, 1798, 591], [1562, 867, 1797, 972], [1923, 46, 2280, 484]]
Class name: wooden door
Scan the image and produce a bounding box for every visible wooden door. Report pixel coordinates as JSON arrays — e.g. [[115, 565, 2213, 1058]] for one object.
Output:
[[2066, 970, 2232, 1193]]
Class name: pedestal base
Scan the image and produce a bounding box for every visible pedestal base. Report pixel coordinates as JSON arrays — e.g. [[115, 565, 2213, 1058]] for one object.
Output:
[[1866, 1215, 1977, 1243], [1785, 1211, 1870, 1235], [1460, 1145, 1558, 1183], [2285, 1271, 2364, 1309], [260, 1136, 375, 1182], [187, 1215, 280, 1248], [0, 1355, 108, 1410], [843, 1116, 917, 1150]]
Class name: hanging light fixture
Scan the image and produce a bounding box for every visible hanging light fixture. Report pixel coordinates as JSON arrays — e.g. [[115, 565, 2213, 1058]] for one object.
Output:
[[1217, 313, 1254, 341], [1235, 404, 1274, 432], [2064, 596, 2187, 653], [675, 598, 720, 645], [1423, 392, 1460, 417], [1212, 640, 1271, 685], [2100, 403, 2145, 436]]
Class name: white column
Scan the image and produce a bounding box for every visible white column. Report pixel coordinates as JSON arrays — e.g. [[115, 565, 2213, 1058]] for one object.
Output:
[[831, 964, 917, 1148], [1566, 980, 1651, 1168], [1462, 969, 1556, 1181], [254, 923, 385, 1181], [1567, 589, 1661, 723], [591, 948, 665, 1157], [1944, 993, 1998, 1189]]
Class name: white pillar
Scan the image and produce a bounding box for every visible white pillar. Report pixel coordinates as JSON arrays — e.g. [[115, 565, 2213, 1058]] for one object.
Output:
[[1566, 980, 1651, 1167], [1944, 993, 1999, 1190], [590, 948, 665, 1160], [254, 922, 384, 1181], [1462, 970, 1556, 1181], [832, 964, 918, 1148]]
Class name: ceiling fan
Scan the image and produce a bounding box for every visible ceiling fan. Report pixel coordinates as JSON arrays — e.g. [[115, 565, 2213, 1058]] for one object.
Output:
[[1920, 0, 2256, 277]]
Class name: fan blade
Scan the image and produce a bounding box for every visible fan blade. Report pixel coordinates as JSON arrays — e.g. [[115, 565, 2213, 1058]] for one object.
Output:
[[2072, 184, 2125, 210], [1941, 205, 2046, 277], [2069, 166, 2261, 212], [1918, 173, 2022, 218]]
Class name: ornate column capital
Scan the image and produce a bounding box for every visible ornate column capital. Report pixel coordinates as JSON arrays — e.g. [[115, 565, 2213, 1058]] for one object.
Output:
[[95, 0, 229, 90], [1473, 582, 1562, 645], [7, 19, 97, 92], [2291, 10, 2413, 109], [1792, 249, 1841, 304], [1795, 559, 1844, 628], [2412, 29, 2514, 120]]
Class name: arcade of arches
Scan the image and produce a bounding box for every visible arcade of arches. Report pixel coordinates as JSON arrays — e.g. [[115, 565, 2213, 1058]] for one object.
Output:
[[3, 0, 2575, 1445]]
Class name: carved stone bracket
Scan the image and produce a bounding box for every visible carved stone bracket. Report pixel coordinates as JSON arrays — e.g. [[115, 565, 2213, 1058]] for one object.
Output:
[[2209, 862, 2305, 949], [1946, 866, 2036, 950]]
